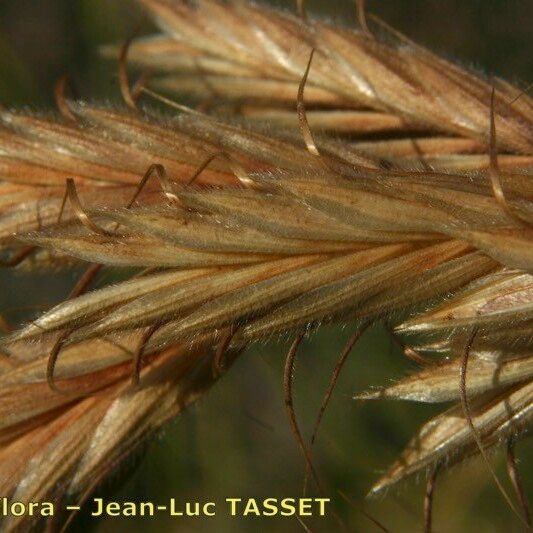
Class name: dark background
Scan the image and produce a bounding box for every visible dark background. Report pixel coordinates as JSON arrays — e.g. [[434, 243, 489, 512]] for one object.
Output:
[[0, 1, 531, 531]]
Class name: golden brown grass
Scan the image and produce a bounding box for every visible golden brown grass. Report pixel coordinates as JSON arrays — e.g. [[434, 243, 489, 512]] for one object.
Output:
[[0, 1, 531, 531]]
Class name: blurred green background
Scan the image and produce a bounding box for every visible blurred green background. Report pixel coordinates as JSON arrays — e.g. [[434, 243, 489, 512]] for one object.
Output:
[[0, 1, 531, 532]]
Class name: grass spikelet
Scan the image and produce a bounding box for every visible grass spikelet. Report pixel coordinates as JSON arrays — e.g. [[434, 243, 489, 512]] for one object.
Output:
[[0, 1, 531, 531]]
